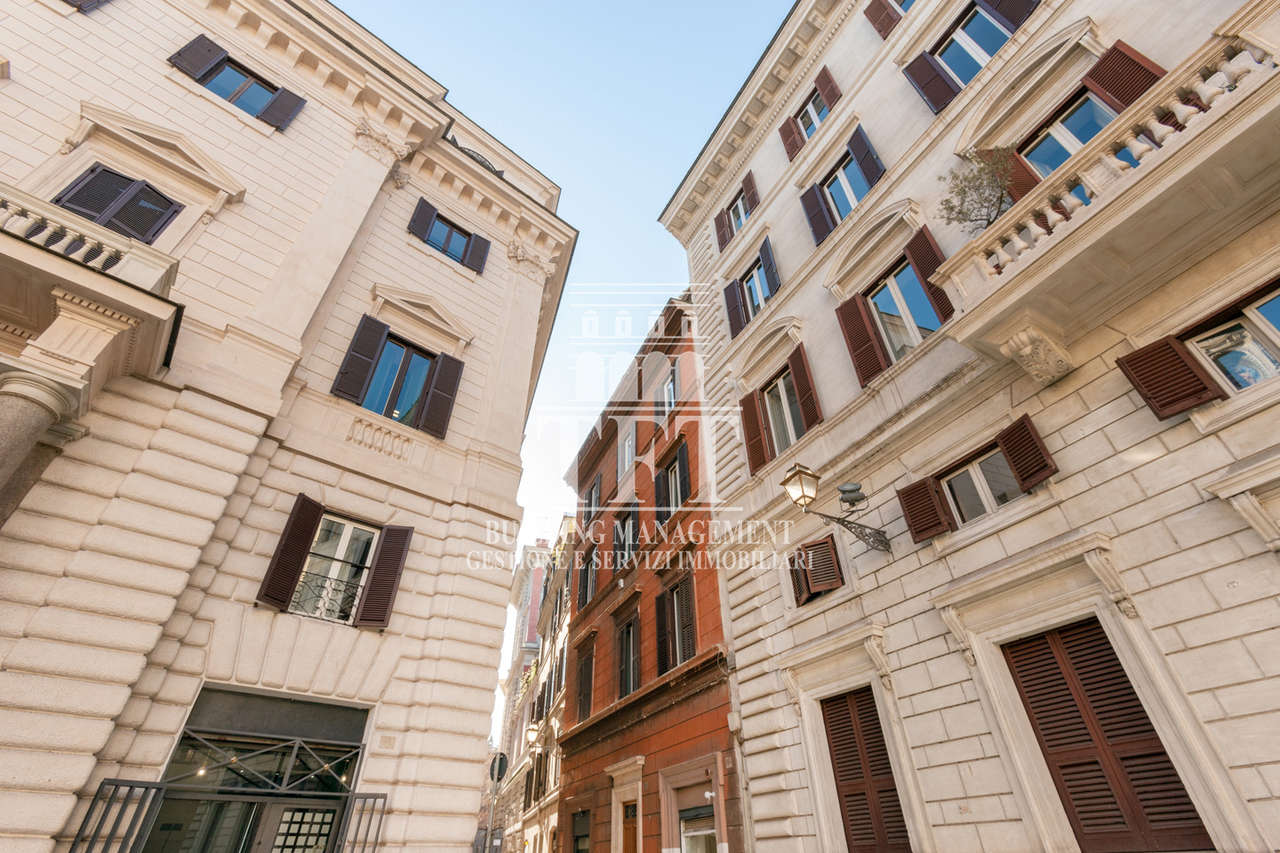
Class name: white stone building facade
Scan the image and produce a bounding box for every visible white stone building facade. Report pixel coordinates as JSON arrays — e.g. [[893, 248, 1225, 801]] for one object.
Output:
[[0, 1, 575, 851], [661, 0, 1280, 850]]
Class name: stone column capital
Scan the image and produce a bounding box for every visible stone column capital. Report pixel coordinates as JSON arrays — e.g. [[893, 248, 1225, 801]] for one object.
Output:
[[0, 370, 76, 419]]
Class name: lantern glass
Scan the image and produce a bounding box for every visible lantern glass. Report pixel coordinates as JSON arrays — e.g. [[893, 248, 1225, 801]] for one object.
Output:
[[781, 464, 819, 509]]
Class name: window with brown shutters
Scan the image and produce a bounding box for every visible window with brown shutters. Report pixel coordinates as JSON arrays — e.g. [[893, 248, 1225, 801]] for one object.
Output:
[[724, 237, 783, 338], [406, 197, 491, 274], [787, 344, 823, 432], [780, 65, 843, 160], [780, 116, 806, 161], [820, 686, 911, 852], [331, 315, 464, 439], [897, 478, 958, 543], [1004, 618, 1211, 852], [256, 493, 413, 629], [169, 35, 305, 130], [1117, 336, 1227, 419], [739, 390, 772, 475], [53, 164, 183, 245], [617, 614, 640, 698], [739, 346, 823, 473], [904, 53, 961, 114], [790, 535, 844, 606], [576, 642, 594, 721], [1082, 41, 1166, 114], [801, 184, 837, 246], [903, 226, 953, 324], [864, 0, 903, 39], [836, 294, 893, 387], [996, 413, 1058, 492], [814, 66, 842, 112], [742, 171, 761, 213], [656, 574, 697, 675], [714, 209, 733, 252]]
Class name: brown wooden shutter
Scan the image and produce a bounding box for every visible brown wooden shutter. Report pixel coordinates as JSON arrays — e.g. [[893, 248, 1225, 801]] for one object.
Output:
[[1006, 152, 1042, 202], [996, 414, 1058, 492], [676, 442, 692, 503], [1116, 336, 1226, 419], [820, 687, 912, 853], [654, 465, 671, 525], [258, 89, 306, 131], [256, 493, 324, 610], [714, 209, 733, 251], [418, 353, 464, 438], [779, 117, 805, 161], [331, 314, 389, 404], [801, 535, 843, 593], [353, 525, 412, 627], [789, 551, 813, 606], [740, 391, 771, 474], [462, 234, 491, 274], [847, 126, 886, 190], [759, 237, 782, 296], [408, 198, 438, 241], [1004, 618, 1211, 853], [801, 184, 837, 246], [524, 769, 533, 810], [63, 0, 112, 10], [723, 280, 748, 339], [576, 646, 594, 721], [1083, 41, 1166, 114], [742, 171, 761, 213], [675, 576, 696, 664], [168, 34, 227, 81], [975, 0, 1040, 33], [863, 0, 903, 38], [904, 53, 961, 113], [655, 591, 672, 675], [814, 65, 843, 108], [787, 343, 823, 430], [904, 226, 954, 323], [897, 477, 956, 542], [836, 294, 892, 386]]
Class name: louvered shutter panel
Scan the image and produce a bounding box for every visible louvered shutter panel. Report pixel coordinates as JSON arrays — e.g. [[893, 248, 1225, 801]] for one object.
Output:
[[676, 576, 696, 663], [677, 442, 691, 503], [847, 126, 887, 190], [820, 687, 912, 853], [740, 391, 771, 474], [577, 649, 593, 720], [974, 0, 1040, 33], [801, 185, 837, 245], [814, 65, 843, 108], [779, 116, 805, 161], [897, 477, 956, 542], [55, 164, 131, 220], [630, 619, 641, 691], [1006, 152, 1042, 202], [1116, 336, 1225, 419], [787, 344, 823, 430], [169, 34, 228, 81], [759, 237, 782, 297], [331, 315, 389, 403], [802, 535, 843, 593], [742, 171, 761, 213], [462, 234, 491, 274], [863, 0, 903, 38], [714, 209, 733, 251], [258, 88, 306, 131], [63, 0, 112, 10], [256, 493, 324, 610], [788, 551, 813, 605], [654, 466, 671, 525], [996, 414, 1058, 492], [904, 226, 954, 323], [655, 591, 672, 675], [1004, 619, 1211, 853], [418, 354, 464, 438], [407, 197, 438, 241], [836, 294, 892, 386], [1082, 41, 1166, 114], [524, 771, 533, 810], [353, 525, 413, 627], [904, 53, 961, 113]]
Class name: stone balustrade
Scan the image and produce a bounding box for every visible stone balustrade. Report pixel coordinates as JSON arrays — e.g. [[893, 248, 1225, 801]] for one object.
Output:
[[0, 181, 178, 296]]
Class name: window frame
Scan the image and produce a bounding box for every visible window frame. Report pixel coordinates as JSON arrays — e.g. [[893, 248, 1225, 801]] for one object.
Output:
[[425, 214, 473, 263], [617, 422, 636, 483], [727, 191, 750, 233], [614, 510, 638, 567], [1185, 289, 1280, 395], [795, 88, 830, 139], [889, 0, 916, 12], [617, 614, 640, 699], [661, 367, 678, 415], [664, 454, 687, 510], [933, 4, 1012, 88], [579, 547, 598, 606], [761, 367, 805, 456], [359, 335, 436, 426], [287, 512, 380, 625], [866, 260, 938, 365], [741, 261, 772, 320], [821, 154, 871, 222], [199, 57, 280, 118], [939, 446, 1021, 525], [670, 579, 695, 666]]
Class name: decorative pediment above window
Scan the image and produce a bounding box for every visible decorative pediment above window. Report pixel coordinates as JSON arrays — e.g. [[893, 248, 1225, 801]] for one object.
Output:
[[61, 102, 246, 218], [956, 18, 1106, 153], [731, 315, 803, 392], [822, 199, 924, 301], [370, 283, 473, 356], [1206, 446, 1280, 552]]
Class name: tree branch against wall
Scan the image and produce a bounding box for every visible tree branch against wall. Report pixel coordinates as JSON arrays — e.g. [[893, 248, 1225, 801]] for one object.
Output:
[[937, 147, 1016, 234]]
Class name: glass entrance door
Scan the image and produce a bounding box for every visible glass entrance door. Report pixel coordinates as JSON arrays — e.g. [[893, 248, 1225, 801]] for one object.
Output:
[[140, 797, 339, 853]]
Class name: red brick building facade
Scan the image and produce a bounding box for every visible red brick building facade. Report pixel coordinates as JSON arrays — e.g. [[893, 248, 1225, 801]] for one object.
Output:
[[558, 300, 745, 852]]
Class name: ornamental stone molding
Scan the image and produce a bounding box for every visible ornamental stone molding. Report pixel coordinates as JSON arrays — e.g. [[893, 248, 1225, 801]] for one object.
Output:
[[0, 370, 77, 419], [506, 240, 555, 280], [999, 325, 1074, 385], [355, 118, 415, 166]]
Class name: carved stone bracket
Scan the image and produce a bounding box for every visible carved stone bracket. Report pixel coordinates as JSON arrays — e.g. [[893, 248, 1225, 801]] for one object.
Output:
[[863, 634, 894, 691], [506, 241, 555, 281], [999, 324, 1074, 385], [354, 119, 414, 167], [1206, 447, 1280, 551], [938, 606, 977, 667]]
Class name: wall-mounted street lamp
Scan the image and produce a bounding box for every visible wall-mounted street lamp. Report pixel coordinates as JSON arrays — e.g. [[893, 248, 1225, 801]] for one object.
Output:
[[780, 463, 891, 552], [525, 724, 539, 746]]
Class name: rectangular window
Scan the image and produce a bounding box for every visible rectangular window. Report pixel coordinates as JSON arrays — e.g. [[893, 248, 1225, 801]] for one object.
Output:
[[762, 370, 806, 455], [287, 514, 378, 624], [658, 366, 678, 416], [617, 422, 636, 482], [1189, 288, 1280, 391], [823, 154, 873, 221], [935, 5, 1011, 86], [1020, 91, 1137, 204], [572, 811, 590, 853], [820, 686, 911, 850], [360, 337, 435, 426], [614, 512, 637, 567], [741, 261, 773, 319], [583, 477, 601, 519], [53, 164, 183, 245], [202, 59, 279, 118], [426, 215, 472, 263], [664, 453, 688, 509], [671, 577, 696, 666], [576, 644, 594, 721], [679, 806, 716, 853], [618, 616, 639, 698], [940, 448, 1020, 524], [867, 261, 942, 364], [796, 88, 831, 138], [578, 547, 597, 607], [727, 192, 750, 233]]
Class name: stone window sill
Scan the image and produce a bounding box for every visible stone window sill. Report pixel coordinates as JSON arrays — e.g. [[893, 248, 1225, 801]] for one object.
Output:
[[1190, 377, 1280, 436], [930, 482, 1062, 561]]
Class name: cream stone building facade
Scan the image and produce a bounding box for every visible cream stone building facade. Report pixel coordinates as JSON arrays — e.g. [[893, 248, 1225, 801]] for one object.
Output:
[[662, 0, 1280, 850], [0, 0, 575, 851]]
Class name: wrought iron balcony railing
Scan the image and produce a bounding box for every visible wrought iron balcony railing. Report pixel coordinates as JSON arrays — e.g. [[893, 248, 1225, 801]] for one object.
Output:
[[289, 570, 365, 625]]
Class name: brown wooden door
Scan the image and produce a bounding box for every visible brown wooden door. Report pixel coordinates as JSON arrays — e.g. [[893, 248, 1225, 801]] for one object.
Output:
[[1004, 618, 1212, 852], [820, 686, 911, 852], [622, 802, 637, 853]]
